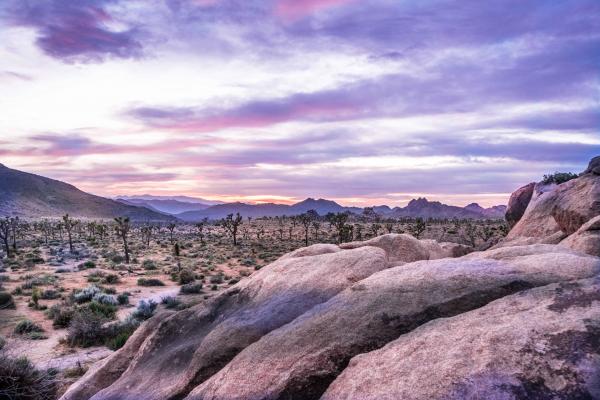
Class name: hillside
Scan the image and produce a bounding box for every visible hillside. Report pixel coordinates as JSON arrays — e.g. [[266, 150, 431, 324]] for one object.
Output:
[[116, 198, 211, 214], [0, 164, 174, 221]]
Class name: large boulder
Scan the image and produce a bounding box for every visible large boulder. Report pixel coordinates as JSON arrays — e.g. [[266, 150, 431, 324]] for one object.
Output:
[[186, 246, 599, 400], [505, 182, 535, 228], [322, 277, 600, 400], [340, 233, 471, 264], [64, 246, 392, 400], [560, 215, 600, 257], [551, 173, 600, 235]]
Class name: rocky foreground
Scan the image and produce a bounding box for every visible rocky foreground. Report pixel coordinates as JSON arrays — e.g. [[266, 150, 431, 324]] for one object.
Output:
[[63, 157, 600, 400]]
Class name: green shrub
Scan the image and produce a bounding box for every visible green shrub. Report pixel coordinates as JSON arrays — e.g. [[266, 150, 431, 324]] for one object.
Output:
[[0, 354, 57, 400], [40, 289, 60, 300], [0, 292, 15, 309], [85, 301, 117, 319], [105, 330, 132, 350], [131, 300, 157, 321], [47, 304, 74, 328], [73, 285, 101, 303], [161, 296, 181, 309], [137, 278, 165, 287], [14, 320, 44, 335], [178, 269, 195, 285], [78, 260, 96, 269], [142, 259, 157, 270], [180, 282, 202, 294], [542, 171, 578, 185], [66, 310, 105, 347], [117, 293, 129, 305], [103, 274, 120, 284]]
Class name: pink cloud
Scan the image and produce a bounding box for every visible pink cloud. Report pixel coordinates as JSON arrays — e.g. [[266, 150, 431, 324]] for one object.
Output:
[[275, 0, 357, 20]]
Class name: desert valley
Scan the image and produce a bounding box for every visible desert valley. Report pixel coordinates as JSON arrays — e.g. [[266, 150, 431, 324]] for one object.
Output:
[[1, 0, 599, 399]]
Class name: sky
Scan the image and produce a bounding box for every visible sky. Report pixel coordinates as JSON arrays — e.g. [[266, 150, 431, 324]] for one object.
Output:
[[0, 0, 598, 207]]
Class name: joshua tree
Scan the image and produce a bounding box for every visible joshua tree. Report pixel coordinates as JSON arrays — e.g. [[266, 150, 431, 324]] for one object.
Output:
[[195, 218, 208, 244], [370, 223, 382, 237], [385, 221, 394, 234], [328, 213, 349, 244], [0, 217, 11, 258], [167, 223, 176, 244], [62, 214, 78, 253], [354, 223, 363, 241], [312, 221, 321, 242], [114, 217, 131, 264], [408, 218, 427, 239], [221, 213, 243, 245], [298, 212, 314, 246], [173, 242, 181, 273], [141, 225, 153, 247], [9, 216, 20, 252], [463, 221, 477, 247]]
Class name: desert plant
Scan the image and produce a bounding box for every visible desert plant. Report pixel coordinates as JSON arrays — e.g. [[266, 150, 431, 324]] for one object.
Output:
[[114, 217, 131, 264], [137, 278, 165, 287], [73, 285, 102, 303], [117, 293, 129, 305], [178, 269, 195, 285], [66, 309, 106, 347], [180, 282, 202, 294], [103, 274, 121, 284], [92, 293, 119, 306], [131, 300, 157, 320], [0, 353, 57, 400], [0, 291, 15, 309], [14, 320, 44, 335], [161, 295, 181, 309], [542, 171, 578, 185], [220, 213, 243, 245]]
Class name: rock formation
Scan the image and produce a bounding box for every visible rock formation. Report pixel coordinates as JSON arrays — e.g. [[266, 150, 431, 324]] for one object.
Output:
[[505, 182, 535, 228], [62, 156, 600, 400]]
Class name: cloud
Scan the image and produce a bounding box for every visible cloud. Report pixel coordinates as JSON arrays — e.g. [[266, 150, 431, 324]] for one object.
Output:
[[4, 0, 143, 62]]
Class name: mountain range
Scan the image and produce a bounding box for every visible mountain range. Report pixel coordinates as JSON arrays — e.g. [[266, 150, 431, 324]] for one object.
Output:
[[0, 164, 506, 221]]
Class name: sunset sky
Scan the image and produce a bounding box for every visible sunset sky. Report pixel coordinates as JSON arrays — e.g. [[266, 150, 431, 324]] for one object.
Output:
[[1, 0, 598, 207]]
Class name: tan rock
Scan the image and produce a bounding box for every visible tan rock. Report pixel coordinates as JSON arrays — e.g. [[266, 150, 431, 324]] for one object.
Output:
[[505, 182, 535, 228], [560, 215, 600, 257], [322, 277, 600, 400], [340, 233, 471, 264], [186, 246, 599, 400]]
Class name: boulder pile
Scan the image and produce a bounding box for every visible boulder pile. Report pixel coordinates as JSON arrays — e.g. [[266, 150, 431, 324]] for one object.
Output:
[[62, 157, 600, 400]]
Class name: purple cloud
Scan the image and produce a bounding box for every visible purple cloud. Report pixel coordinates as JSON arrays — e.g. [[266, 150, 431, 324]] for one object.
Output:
[[4, 0, 143, 62]]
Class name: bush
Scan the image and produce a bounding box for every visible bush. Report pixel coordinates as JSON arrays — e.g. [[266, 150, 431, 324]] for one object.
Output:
[[131, 300, 157, 321], [85, 301, 117, 319], [73, 285, 101, 303], [40, 289, 60, 300], [78, 260, 96, 269], [66, 310, 106, 347], [0, 354, 57, 400], [137, 278, 165, 287], [0, 292, 15, 309], [92, 293, 119, 306], [142, 259, 157, 270], [0, 336, 5, 350], [180, 282, 202, 294], [161, 296, 181, 309], [117, 293, 129, 305], [103, 274, 120, 284], [46, 304, 74, 328], [542, 171, 578, 185], [178, 269, 195, 285], [209, 274, 224, 284], [14, 320, 44, 335]]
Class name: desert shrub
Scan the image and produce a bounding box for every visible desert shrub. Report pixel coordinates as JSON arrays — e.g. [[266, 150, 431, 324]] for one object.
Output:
[[104, 320, 138, 350], [0, 353, 57, 400], [161, 296, 181, 309], [0, 336, 5, 350], [73, 285, 101, 303], [542, 171, 578, 185], [211, 284, 218, 291], [103, 287, 117, 295], [85, 301, 117, 319], [137, 278, 165, 287], [131, 300, 157, 321], [142, 259, 157, 270], [103, 274, 120, 284], [66, 310, 105, 347], [92, 293, 119, 306], [54, 268, 70, 273], [117, 293, 129, 305], [27, 332, 48, 340], [78, 260, 96, 269], [63, 363, 87, 378], [14, 320, 44, 335], [0, 292, 15, 309], [111, 254, 124, 264], [86, 270, 105, 283], [40, 289, 60, 300], [46, 304, 74, 328], [180, 282, 202, 294], [209, 274, 224, 284], [0, 275, 9, 282], [178, 269, 195, 285]]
